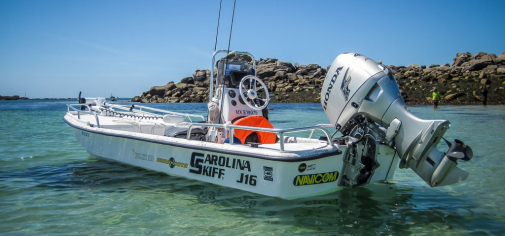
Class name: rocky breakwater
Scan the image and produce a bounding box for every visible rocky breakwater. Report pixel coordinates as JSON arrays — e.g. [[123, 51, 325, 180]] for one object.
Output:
[[392, 52, 505, 105], [133, 52, 505, 105], [133, 69, 212, 103], [132, 57, 327, 103]]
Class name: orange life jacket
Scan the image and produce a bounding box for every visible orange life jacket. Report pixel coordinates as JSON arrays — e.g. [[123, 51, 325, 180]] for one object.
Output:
[[232, 116, 276, 144]]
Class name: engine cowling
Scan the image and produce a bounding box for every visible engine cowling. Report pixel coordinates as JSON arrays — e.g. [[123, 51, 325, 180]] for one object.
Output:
[[321, 53, 472, 187]]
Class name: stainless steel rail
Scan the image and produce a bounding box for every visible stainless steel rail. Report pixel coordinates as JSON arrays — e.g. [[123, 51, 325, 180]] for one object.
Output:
[[187, 123, 334, 151], [107, 103, 205, 122], [67, 104, 101, 128], [67, 102, 333, 152], [66, 102, 206, 129]]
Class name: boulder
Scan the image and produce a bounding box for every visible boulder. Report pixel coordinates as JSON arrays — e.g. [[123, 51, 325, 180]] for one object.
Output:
[[148, 82, 176, 96], [482, 65, 498, 73], [181, 77, 194, 84], [286, 73, 297, 82], [193, 69, 209, 82], [193, 87, 208, 92], [275, 71, 286, 79], [462, 59, 493, 71], [256, 64, 277, 78], [267, 81, 276, 91], [176, 83, 189, 90], [480, 79, 491, 85], [275, 61, 295, 72], [452, 52, 472, 67], [445, 93, 465, 101], [497, 67, 505, 74], [131, 96, 141, 102], [283, 85, 293, 92], [472, 91, 482, 100], [474, 52, 496, 61]]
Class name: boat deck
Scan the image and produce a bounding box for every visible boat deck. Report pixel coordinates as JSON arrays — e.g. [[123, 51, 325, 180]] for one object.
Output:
[[64, 112, 339, 157]]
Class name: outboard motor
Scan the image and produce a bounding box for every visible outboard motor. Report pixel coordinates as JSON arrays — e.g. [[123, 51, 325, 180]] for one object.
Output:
[[321, 53, 472, 187]]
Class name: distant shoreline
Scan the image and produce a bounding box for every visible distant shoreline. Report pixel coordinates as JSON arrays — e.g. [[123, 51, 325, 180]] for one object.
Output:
[[0, 96, 75, 101], [0, 96, 135, 102]]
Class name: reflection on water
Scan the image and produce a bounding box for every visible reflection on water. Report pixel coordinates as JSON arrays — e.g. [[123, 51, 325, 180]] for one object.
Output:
[[2, 156, 501, 235], [1, 101, 505, 235]]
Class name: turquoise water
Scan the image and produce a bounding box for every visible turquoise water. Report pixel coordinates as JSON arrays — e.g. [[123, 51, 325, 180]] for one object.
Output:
[[1, 100, 505, 235]]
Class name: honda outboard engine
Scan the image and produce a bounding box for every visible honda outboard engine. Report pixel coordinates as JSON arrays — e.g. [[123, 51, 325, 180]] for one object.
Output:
[[322, 53, 472, 187]]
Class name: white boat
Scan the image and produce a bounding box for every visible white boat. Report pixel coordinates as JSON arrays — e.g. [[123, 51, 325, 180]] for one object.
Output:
[[63, 51, 473, 199]]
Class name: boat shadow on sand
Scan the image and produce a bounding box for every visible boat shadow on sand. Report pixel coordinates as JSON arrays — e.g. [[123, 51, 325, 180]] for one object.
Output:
[[1, 156, 499, 234]]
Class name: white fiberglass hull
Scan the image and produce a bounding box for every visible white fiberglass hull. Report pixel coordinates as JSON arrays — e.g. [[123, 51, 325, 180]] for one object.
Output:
[[64, 113, 398, 199]]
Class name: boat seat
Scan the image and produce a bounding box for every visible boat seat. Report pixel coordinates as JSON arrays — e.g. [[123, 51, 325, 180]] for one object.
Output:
[[163, 115, 185, 124], [164, 124, 206, 140], [232, 116, 277, 144]]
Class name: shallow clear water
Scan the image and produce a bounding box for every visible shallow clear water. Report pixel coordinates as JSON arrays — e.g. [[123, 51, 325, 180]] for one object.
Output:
[[1, 100, 504, 235]]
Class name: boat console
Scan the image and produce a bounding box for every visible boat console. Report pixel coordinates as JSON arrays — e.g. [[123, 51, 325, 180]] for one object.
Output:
[[207, 50, 271, 143]]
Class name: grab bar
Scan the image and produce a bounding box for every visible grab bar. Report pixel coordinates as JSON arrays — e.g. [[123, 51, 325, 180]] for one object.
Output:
[[107, 103, 205, 122], [187, 123, 334, 151], [66, 104, 101, 128]]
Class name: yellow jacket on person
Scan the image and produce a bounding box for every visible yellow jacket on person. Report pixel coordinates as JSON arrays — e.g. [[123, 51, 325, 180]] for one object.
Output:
[[432, 91, 440, 101]]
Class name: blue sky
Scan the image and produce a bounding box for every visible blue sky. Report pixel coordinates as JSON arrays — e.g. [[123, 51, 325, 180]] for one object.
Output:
[[1, 0, 504, 98]]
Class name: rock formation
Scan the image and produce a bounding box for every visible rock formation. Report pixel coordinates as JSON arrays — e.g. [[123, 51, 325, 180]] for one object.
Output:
[[132, 52, 505, 105]]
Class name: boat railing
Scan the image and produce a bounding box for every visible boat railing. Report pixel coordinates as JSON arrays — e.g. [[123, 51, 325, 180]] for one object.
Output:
[[187, 123, 334, 151], [67, 104, 101, 128], [67, 102, 206, 128], [310, 124, 336, 137], [108, 103, 205, 122]]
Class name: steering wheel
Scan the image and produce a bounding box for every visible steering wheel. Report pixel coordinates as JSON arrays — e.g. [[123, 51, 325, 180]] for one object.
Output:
[[239, 75, 269, 110]]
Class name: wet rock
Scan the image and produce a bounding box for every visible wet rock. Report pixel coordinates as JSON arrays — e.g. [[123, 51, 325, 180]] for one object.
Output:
[[445, 93, 465, 101]]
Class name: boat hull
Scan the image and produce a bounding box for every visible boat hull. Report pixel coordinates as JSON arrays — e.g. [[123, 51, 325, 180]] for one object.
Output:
[[64, 114, 398, 199]]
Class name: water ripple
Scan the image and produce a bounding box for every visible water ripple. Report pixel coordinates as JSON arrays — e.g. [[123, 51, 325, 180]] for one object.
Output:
[[1, 101, 505, 235]]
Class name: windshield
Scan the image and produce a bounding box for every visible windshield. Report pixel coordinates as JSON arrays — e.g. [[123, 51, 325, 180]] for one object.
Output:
[[216, 59, 252, 88]]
